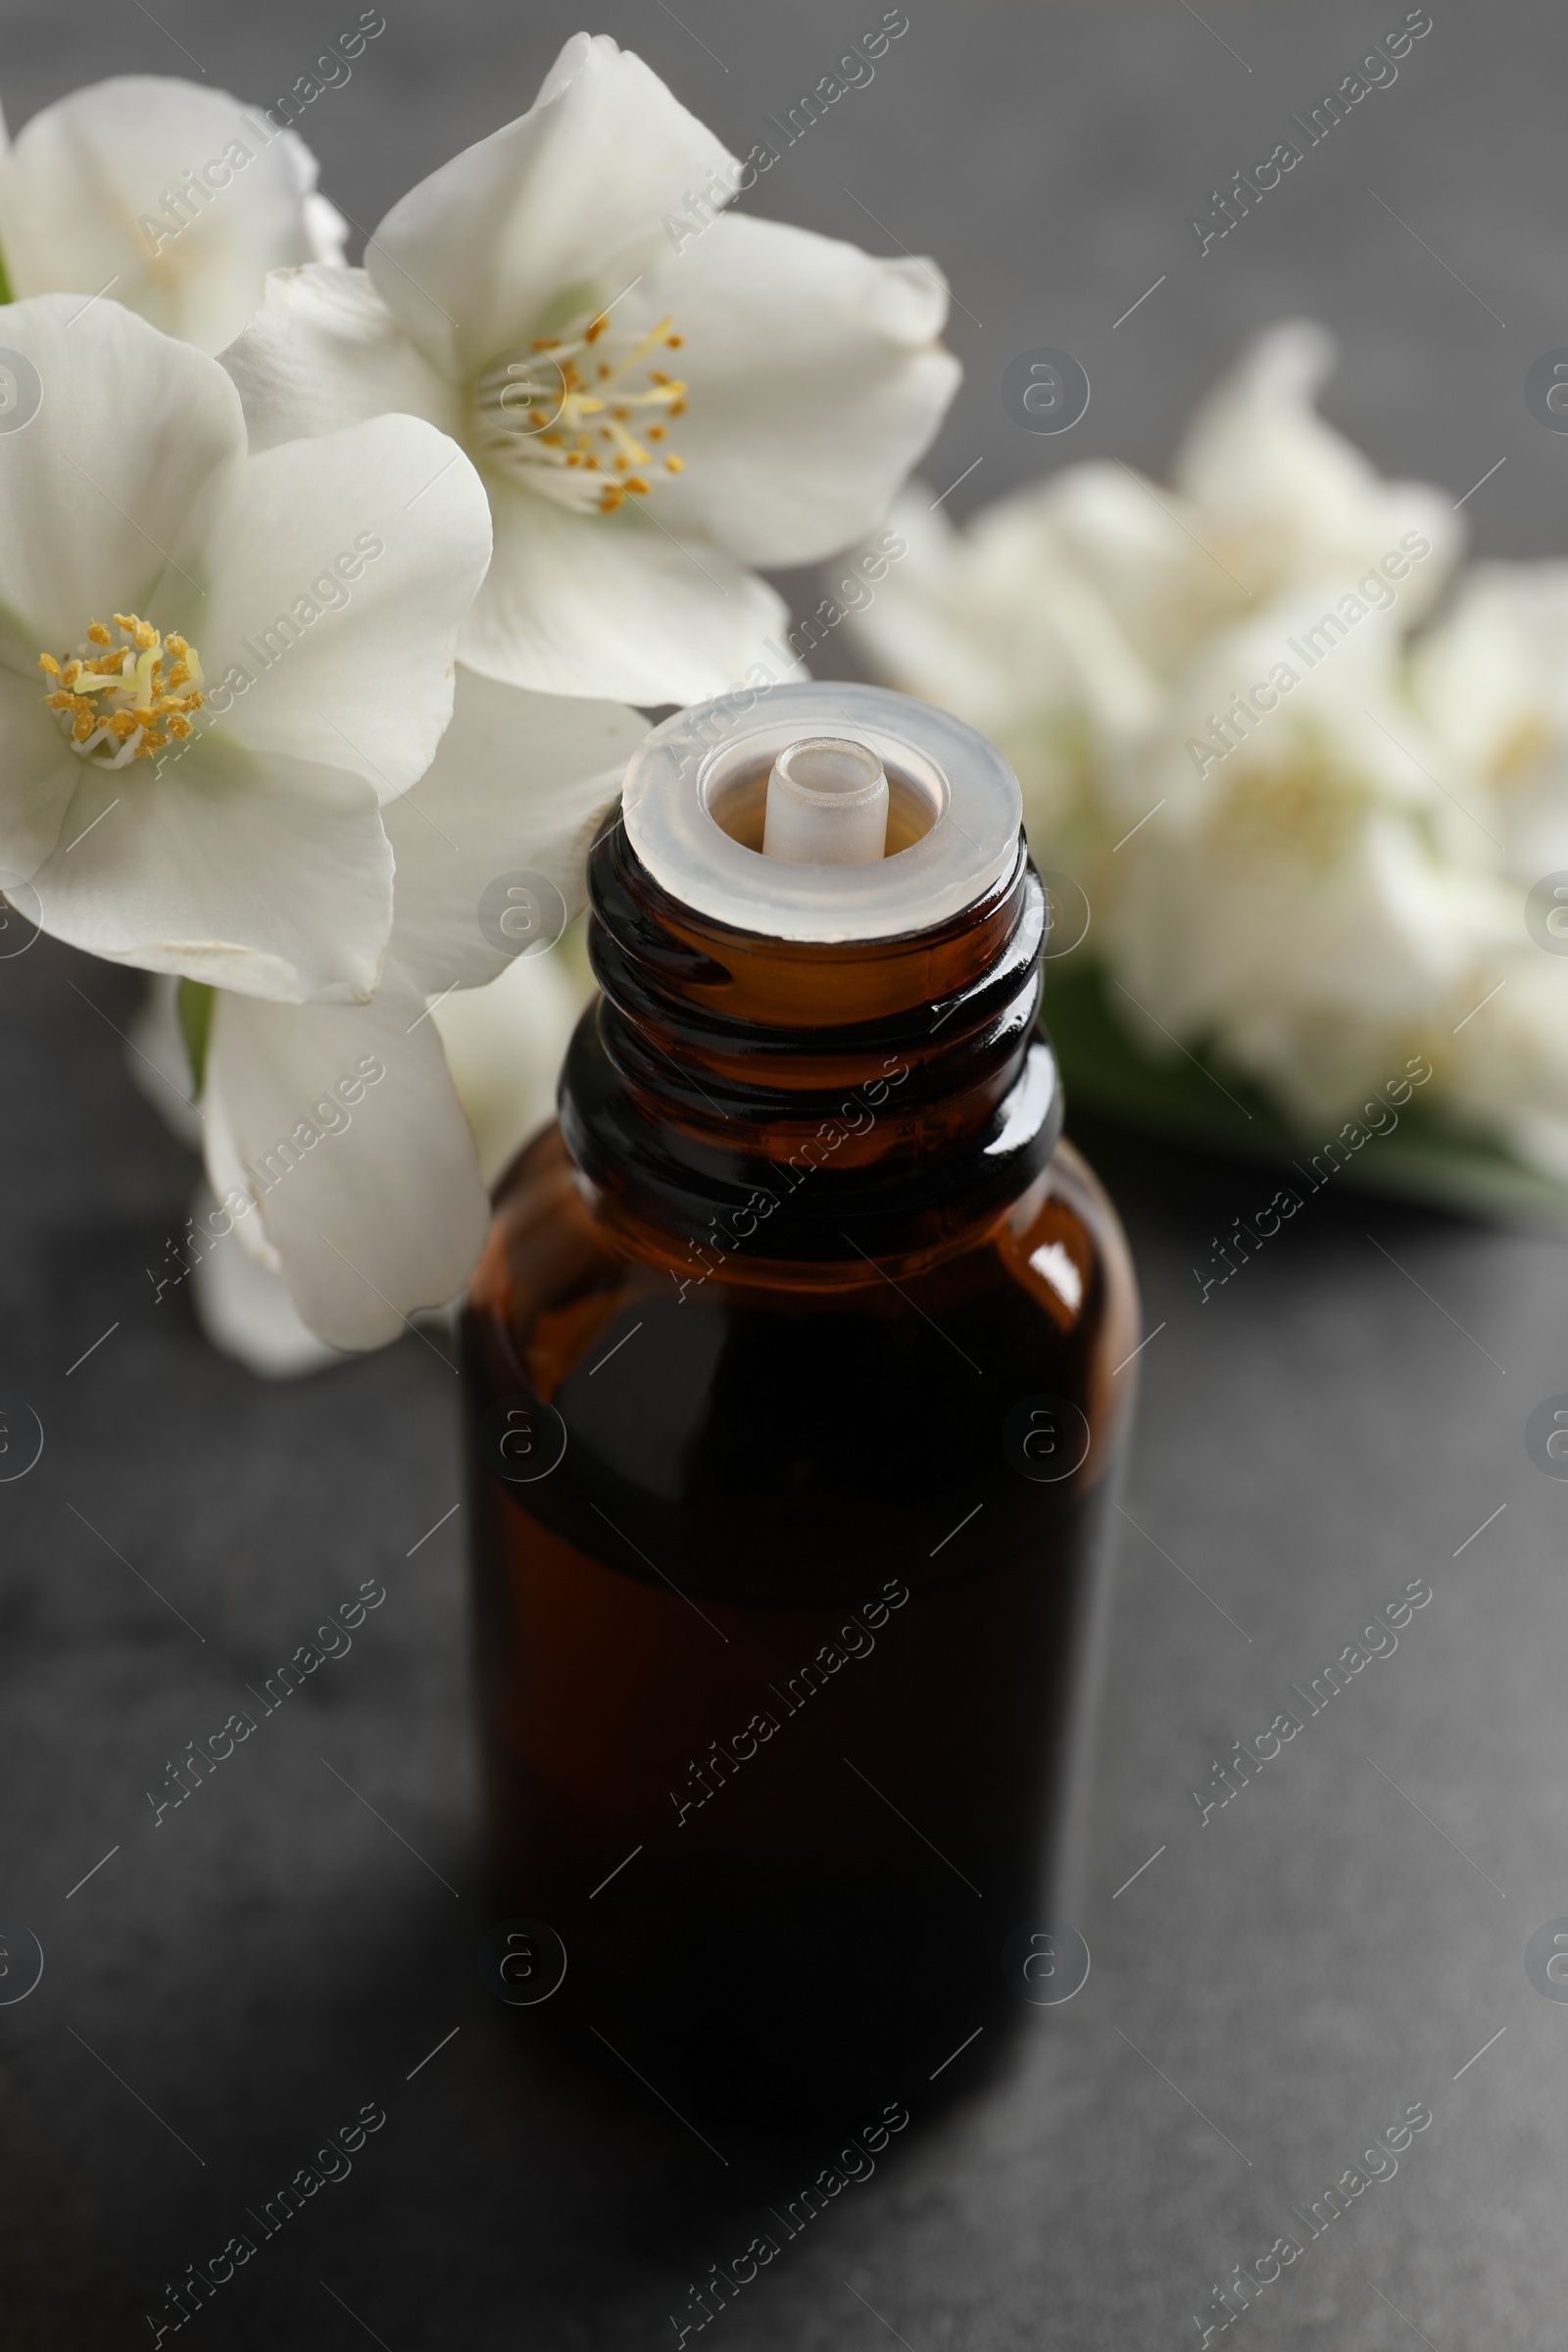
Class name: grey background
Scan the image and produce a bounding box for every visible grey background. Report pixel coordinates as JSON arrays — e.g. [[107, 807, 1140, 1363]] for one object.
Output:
[[2, 4, 1566, 2347]]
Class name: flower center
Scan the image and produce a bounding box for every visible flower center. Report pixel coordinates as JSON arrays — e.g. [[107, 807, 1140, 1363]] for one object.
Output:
[[1205, 734, 1359, 879], [468, 307, 688, 514], [1491, 710, 1552, 788], [38, 614, 205, 768]]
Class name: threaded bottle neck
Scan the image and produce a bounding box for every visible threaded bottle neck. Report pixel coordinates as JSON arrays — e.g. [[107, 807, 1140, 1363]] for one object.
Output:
[[559, 818, 1061, 1270]]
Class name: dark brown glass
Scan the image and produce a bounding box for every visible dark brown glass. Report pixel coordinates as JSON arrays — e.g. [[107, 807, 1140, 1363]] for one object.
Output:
[[462, 815, 1139, 2121]]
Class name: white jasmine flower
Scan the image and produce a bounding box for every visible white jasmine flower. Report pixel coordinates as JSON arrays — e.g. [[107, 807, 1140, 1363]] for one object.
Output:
[[1443, 956, 1568, 1142], [1105, 598, 1493, 1120], [166, 952, 587, 1379], [848, 322, 1454, 875], [220, 31, 958, 703], [844, 313, 1568, 1191], [1398, 564, 1568, 1168], [1108, 571, 1568, 1166], [1027, 321, 1460, 682], [0, 77, 346, 354], [845, 491, 1161, 865], [182, 1180, 344, 1380], [0, 295, 490, 1004], [428, 939, 589, 1187], [134, 678, 645, 1353], [1411, 562, 1568, 884]]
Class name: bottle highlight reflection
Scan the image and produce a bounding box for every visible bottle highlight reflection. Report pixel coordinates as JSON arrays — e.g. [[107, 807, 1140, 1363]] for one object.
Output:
[[462, 684, 1139, 2119]]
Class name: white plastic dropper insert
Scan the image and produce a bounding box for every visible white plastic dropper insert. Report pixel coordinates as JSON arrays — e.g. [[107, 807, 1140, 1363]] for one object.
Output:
[[761, 736, 889, 865], [620, 682, 1021, 944]]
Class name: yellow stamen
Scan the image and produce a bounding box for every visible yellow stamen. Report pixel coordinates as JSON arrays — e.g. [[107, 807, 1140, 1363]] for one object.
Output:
[[37, 612, 205, 770], [469, 307, 690, 516]]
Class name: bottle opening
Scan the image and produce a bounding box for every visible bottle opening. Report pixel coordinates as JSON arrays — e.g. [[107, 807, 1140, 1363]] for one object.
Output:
[[774, 736, 883, 803], [620, 684, 1019, 943]]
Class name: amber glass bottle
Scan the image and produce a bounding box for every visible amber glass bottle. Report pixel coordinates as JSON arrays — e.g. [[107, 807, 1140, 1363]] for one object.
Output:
[[463, 685, 1139, 2120]]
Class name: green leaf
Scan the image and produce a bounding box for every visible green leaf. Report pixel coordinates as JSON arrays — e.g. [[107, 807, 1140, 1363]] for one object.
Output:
[[0, 240, 11, 306], [1041, 956, 1568, 1230], [177, 977, 216, 1098]]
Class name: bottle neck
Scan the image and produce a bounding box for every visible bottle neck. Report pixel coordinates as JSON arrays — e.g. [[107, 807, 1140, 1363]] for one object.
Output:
[[559, 815, 1061, 1271]]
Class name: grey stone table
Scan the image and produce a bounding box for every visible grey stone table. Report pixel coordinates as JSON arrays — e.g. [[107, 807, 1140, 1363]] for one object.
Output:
[[4, 4, 1568, 2345]]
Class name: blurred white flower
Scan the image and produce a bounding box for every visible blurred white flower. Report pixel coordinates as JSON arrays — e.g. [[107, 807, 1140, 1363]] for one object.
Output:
[[850, 322, 1458, 869], [845, 488, 1161, 864], [1107, 596, 1493, 1120], [1411, 563, 1568, 884], [131, 677, 644, 1355], [0, 295, 490, 1004], [0, 77, 345, 354], [1043, 320, 1460, 677], [1115, 566, 1568, 1164], [220, 30, 959, 704], [848, 318, 1568, 1193]]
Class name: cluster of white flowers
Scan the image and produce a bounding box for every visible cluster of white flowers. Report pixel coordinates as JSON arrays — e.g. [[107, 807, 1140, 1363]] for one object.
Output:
[[0, 36, 957, 1367], [850, 322, 1568, 1182]]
